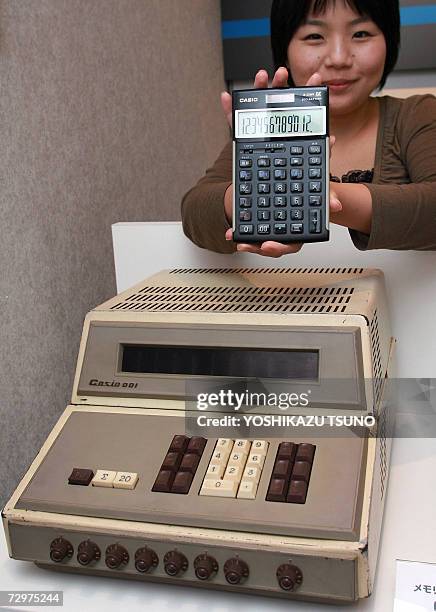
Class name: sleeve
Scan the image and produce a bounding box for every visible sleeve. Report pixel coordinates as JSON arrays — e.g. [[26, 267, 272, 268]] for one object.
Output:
[[349, 95, 436, 251], [181, 140, 236, 254]]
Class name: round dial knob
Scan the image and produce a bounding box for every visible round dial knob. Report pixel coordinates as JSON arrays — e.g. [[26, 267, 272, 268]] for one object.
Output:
[[105, 544, 129, 569], [223, 557, 249, 585], [164, 550, 188, 576], [134, 546, 158, 573], [49, 537, 73, 563], [77, 540, 101, 566], [194, 553, 218, 581], [276, 563, 303, 591]]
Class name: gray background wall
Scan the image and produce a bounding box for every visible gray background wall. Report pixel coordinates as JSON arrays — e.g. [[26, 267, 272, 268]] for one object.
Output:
[[0, 0, 229, 506]]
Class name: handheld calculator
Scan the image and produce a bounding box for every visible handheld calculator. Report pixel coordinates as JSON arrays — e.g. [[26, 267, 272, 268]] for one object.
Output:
[[232, 86, 330, 244]]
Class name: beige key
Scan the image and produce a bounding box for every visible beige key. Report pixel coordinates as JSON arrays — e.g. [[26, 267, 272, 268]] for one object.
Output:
[[91, 470, 117, 488], [210, 448, 231, 465], [233, 439, 251, 454], [237, 480, 258, 499], [113, 471, 139, 490], [246, 453, 266, 469], [242, 465, 261, 483], [227, 451, 248, 467], [216, 438, 233, 453], [206, 463, 225, 479], [224, 464, 243, 481], [251, 440, 269, 455], [200, 479, 238, 498]]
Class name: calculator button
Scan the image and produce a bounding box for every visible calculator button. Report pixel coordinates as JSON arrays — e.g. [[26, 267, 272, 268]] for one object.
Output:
[[92, 470, 117, 488], [309, 195, 322, 206], [272, 459, 293, 480], [233, 440, 252, 454], [291, 209, 304, 220], [228, 452, 248, 467], [266, 478, 287, 502], [274, 158, 287, 167], [277, 442, 297, 461], [246, 453, 266, 469], [113, 471, 139, 490], [310, 210, 322, 233], [309, 145, 321, 154], [239, 210, 252, 222], [274, 169, 286, 180], [251, 440, 269, 454], [162, 451, 182, 471], [258, 158, 270, 167], [258, 170, 270, 180], [291, 146, 303, 155], [258, 210, 270, 221], [258, 183, 270, 194], [179, 453, 200, 474], [239, 197, 252, 208], [309, 182, 322, 193], [309, 157, 322, 165], [291, 183, 303, 193], [291, 196, 303, 207], [68, 468, 94, 486], [169, 435, 189, 453], [290, 169, 303, 180], [257, 224, 271, 235], [291, 158, 303, 166], [187, 437, 207, 455], [224, 465, 243, 481], [211, 449, 231, 465], [274, 223, 287, 234], [237, 480, 258, 499], [274, 183, 287, 194], [273, 196, 287, 207], [216, 438, 234, 452], [239, 184, 252, 195], [207, 463, 225, 478], [287, 479, 308, 504], [292, 461, 312, 483], [309, 168, 322, 179], [200, 479, 238, 498], [274, 210, 287, 221], [296, 443, 316, 463], [152, 470, 174, 492], [171, 471, 194, 494], [239, 170, 252, 181], [239, 158, 252, 168], [243, 466, 261, 482], [239, 224, 254, 235], [258, 196, 270, 207], [291, 223, 304, 234]]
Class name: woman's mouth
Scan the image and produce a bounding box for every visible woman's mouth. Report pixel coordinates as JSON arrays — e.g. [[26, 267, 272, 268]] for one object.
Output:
[[325, 80, 356, 92]]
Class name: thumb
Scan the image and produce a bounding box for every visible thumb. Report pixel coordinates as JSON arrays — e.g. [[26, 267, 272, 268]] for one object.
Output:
[[221, 91, 233, 128], [305, 72, 322, 87]]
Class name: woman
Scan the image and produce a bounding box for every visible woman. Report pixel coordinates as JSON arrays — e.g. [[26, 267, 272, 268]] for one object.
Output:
[[181, 0, 436, 256]]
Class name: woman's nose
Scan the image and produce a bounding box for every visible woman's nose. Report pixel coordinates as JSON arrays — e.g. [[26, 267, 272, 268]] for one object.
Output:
[[324, 38, 354, 68]]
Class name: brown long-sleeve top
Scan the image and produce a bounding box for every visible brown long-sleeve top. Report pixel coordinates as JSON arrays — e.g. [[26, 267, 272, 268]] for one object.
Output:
[[181, 94, 436, 253]]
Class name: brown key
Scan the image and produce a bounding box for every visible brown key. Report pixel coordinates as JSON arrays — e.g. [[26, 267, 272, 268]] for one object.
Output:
[[179, 453, 200, 473], [152, 470, 175, 493], [266, 478, 287, 502], [287, 479, 308, 504], [291, 461, 312, 483], [171, 471, 193, 494]]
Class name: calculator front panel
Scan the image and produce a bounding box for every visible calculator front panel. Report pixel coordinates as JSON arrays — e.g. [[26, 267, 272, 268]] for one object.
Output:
[[17, 410, 367, 542]]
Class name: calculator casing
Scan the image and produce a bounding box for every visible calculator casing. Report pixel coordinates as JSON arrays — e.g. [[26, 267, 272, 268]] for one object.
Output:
[[232, 87, 330, 244]]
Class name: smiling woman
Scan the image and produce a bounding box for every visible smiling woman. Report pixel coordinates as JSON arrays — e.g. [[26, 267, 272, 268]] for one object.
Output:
[[181, 0, 436, 255]]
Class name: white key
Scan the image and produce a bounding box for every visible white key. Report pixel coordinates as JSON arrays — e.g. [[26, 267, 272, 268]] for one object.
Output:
[[246, 453, 266, 469], [242, 466, 261, 483], [92, 469, 117, 488], [200, 479, 238, 498], [233, 439, 251, 454], [251, 440, 269, 455], [237, 480, 258, 499], [224, 465, 243, 481], [113, 471, 139, 490], [210, 449, 231, 465], [227, 451, 248, 467], [216, 438, 233, 453], [206, 463, 225, 479]]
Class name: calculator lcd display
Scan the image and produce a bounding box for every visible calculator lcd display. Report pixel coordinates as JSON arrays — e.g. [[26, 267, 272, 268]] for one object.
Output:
[[236, 107, 325, 139], [121, 345, 319, 380]]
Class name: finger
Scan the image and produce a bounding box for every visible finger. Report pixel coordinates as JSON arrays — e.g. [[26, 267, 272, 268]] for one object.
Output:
[[253, 69, 269, 89], [271, 67, 289, 89], [221, 91, 233, 128], [305, 72, 322, 87], [259, 241, 303, 257], [329, 190, 342, 213], [225, 228, 233, 241]]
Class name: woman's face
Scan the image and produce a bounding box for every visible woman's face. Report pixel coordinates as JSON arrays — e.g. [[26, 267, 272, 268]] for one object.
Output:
[[287, 1, 387, 115]]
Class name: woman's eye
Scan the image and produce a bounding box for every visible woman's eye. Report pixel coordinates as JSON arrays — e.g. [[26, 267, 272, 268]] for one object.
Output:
[[303, 33, 323, 40], [353, 30, 372, 38]]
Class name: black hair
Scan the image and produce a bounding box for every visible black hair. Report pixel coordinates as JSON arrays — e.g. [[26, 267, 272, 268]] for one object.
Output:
[[270, 0, 400, 90]]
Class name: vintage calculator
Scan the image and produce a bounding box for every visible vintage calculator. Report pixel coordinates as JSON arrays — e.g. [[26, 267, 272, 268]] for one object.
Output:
[[232, 86, 329, 244], [3, 268, 395, 604]]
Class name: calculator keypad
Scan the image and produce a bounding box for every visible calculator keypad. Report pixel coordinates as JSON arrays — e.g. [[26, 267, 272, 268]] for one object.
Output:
[[234, 140, 328, 243]]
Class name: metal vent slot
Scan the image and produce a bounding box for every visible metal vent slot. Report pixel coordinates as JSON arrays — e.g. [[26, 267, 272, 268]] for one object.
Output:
[[169, 267, 364, 275], [378, 403, 388, 500], [110, 286, 355, 313], [370, 311, 383, 406]]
